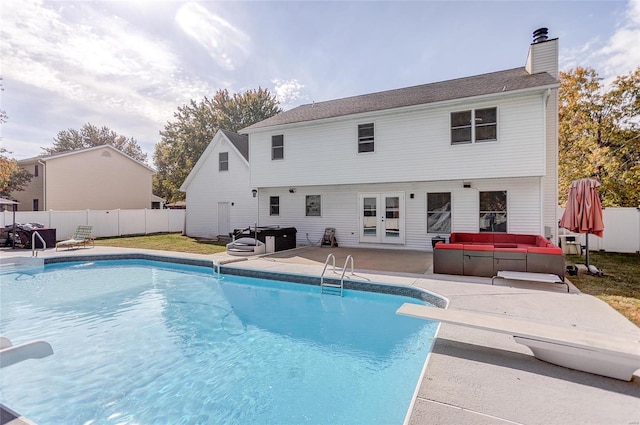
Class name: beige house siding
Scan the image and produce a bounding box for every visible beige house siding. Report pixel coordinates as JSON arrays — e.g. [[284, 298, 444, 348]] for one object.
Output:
[[11, 159, 44, 211], [12, 146, 156, 211]]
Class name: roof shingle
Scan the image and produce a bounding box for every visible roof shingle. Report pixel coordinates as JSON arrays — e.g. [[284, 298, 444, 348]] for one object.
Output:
[[245, 68, 557, 131]]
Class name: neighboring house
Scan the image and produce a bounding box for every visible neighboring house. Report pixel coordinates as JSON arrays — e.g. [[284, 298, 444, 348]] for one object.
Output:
[[185, 29, 560, 251], [12, 145, 158, 211], [180, 129, 255, 239]]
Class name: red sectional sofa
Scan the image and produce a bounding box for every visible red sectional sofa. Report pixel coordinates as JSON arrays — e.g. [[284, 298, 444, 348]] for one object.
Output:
[[433, 232, 564, 280]]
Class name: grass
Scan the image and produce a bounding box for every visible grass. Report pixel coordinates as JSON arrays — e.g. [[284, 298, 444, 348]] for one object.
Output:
[[565, 252, 640, 327], [95, 234, 640, 326], [94, 233, 227, 255]]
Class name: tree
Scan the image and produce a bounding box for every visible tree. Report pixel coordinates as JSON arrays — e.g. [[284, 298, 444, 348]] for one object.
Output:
[[0, 77, 7, 125], [153, 87, 281, 202], [559, 67, 640, 207], [43, 123, 147, 163], [0, 148, 32, 198]]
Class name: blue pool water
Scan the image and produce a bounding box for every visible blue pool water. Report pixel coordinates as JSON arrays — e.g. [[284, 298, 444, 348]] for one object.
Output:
[[0, 260, 437, 424]]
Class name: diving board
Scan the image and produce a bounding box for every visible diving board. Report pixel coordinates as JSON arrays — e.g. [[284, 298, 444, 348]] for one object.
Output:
[[397, 304, 640, 381], [0, 336, 54, 368]]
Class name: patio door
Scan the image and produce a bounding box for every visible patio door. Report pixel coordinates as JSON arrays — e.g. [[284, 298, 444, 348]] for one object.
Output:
[[217, 202, 230, 237], [358, 192, 405, 244]]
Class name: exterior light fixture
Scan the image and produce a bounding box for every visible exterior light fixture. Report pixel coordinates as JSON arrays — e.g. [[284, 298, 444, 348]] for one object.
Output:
[[252, 189, 258, 198]]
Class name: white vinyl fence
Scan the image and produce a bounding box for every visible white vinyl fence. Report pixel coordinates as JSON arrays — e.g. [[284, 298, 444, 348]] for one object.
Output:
[[558, 207, 640, 254], [1, 209, 185, 241]]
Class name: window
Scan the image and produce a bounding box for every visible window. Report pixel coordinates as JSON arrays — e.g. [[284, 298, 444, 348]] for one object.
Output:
[[475, 108, 497, 142], [269, 196, 280, 216], [305, 195, 321, 217], [219, 152, 228, 171], [358, 123, 374, 153], [33, 199, 39, 211], [479, 191, 507, 233], [34, 165, 39, 177], [272, 135, 284, 160], [427, 192, 451, 233], [451, 107, 497, 144]]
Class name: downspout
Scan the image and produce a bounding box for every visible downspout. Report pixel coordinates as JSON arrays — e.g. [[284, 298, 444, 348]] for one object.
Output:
[[38, 160, 46, 211]]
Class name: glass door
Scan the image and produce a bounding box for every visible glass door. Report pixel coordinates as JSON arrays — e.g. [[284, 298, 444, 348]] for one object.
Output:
[[358, 193, 404, 244]]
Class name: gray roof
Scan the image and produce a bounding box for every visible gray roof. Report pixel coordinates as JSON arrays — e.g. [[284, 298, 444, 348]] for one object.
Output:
[[245, 67, 557, 130], [220, 129, 249, 161]]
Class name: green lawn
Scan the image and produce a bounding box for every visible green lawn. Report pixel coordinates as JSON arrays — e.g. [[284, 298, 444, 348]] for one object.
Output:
[[94, 233, 227, 255], [565, 252, 640, 327], [94, 234, 639, 327]]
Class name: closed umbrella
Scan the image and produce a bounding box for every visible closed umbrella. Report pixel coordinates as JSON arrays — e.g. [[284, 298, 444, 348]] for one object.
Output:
[[0, 197, 19, 249], [559, 178, 604, 270]]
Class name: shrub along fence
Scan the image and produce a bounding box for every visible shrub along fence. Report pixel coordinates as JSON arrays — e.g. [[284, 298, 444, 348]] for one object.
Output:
[[1, 209, 185, 241]]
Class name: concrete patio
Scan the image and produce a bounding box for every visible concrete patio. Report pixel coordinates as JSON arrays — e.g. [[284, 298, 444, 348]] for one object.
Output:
[[1, 245, 639, 424]]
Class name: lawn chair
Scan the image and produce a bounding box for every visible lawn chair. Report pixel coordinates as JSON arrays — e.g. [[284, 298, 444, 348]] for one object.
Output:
[[55, 225, 94, 251]]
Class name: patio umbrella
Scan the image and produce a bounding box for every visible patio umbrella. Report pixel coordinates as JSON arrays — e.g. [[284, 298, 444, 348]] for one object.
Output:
[[559, 178, 604, 270], [0, 197, 19, 249]]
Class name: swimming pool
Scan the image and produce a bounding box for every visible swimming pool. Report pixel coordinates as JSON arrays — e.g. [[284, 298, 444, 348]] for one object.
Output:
[[1, 259, 439, 424]]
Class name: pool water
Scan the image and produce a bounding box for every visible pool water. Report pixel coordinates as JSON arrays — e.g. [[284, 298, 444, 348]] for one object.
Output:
[[0, 260, 437, 424]]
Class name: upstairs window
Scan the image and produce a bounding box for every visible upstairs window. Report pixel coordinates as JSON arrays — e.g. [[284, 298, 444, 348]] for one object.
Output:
[[33, 199, 39, 211], [219, 152, 228, 171], [358, 123, 374, 153], [479, 191, 507, 233], [34, 165, 39, 177], [269, 196, 280, 216], [451, 107, 497, 144], [427, 192, 451, 233], [272, 135, 284, 160]]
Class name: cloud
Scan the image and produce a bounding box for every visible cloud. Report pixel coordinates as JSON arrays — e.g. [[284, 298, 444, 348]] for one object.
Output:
[[598, 0, 640, 78], [0, 0, 221, 130], [561, 0, 640, 79], [175, 2, 251, 72], [272, 79, 305, 110]]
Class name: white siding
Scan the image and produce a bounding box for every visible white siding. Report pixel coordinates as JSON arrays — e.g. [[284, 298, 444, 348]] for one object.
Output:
[[250, 93, 546, 189], [184, 139, 255, 238], [256, 177, 542, 250]]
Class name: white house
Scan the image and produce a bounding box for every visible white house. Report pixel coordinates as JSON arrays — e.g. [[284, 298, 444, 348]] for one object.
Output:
[[181, 129, 255, 238], [185, 28, 560, 251]]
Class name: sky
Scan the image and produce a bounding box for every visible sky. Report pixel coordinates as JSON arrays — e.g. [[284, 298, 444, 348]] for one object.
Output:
[[1, 0, 639, 163]]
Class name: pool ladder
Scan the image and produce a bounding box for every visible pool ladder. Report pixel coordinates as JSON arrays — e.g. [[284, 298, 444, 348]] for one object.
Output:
[[320, 253, 354, 296]]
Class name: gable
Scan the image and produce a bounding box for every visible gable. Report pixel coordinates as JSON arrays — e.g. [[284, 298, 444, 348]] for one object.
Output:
[[180, 129, 249, 192], [21, 145, 155, 174]]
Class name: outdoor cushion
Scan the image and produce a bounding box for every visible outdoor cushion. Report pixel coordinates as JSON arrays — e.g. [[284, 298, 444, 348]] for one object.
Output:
[[494, 243, 518, 248], [436, 243, 464, 250], [515, 235, 537, 245], [451, 233, 475, 243], [463, 244, 494, 251], [472, 233, 494, 244], [527, 246, 563, 255], [493, 234, 517, 244]]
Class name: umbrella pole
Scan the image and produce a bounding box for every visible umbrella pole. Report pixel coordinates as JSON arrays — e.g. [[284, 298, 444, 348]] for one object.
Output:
[[12, 204, 16, 250], [585, 233, 589, 268]]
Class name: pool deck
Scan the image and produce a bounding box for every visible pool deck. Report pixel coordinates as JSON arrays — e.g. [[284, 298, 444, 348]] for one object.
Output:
[[2, 245, 639, 425]]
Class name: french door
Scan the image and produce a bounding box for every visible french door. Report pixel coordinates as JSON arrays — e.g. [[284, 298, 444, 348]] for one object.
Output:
[[358, 192, 405, 244]]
